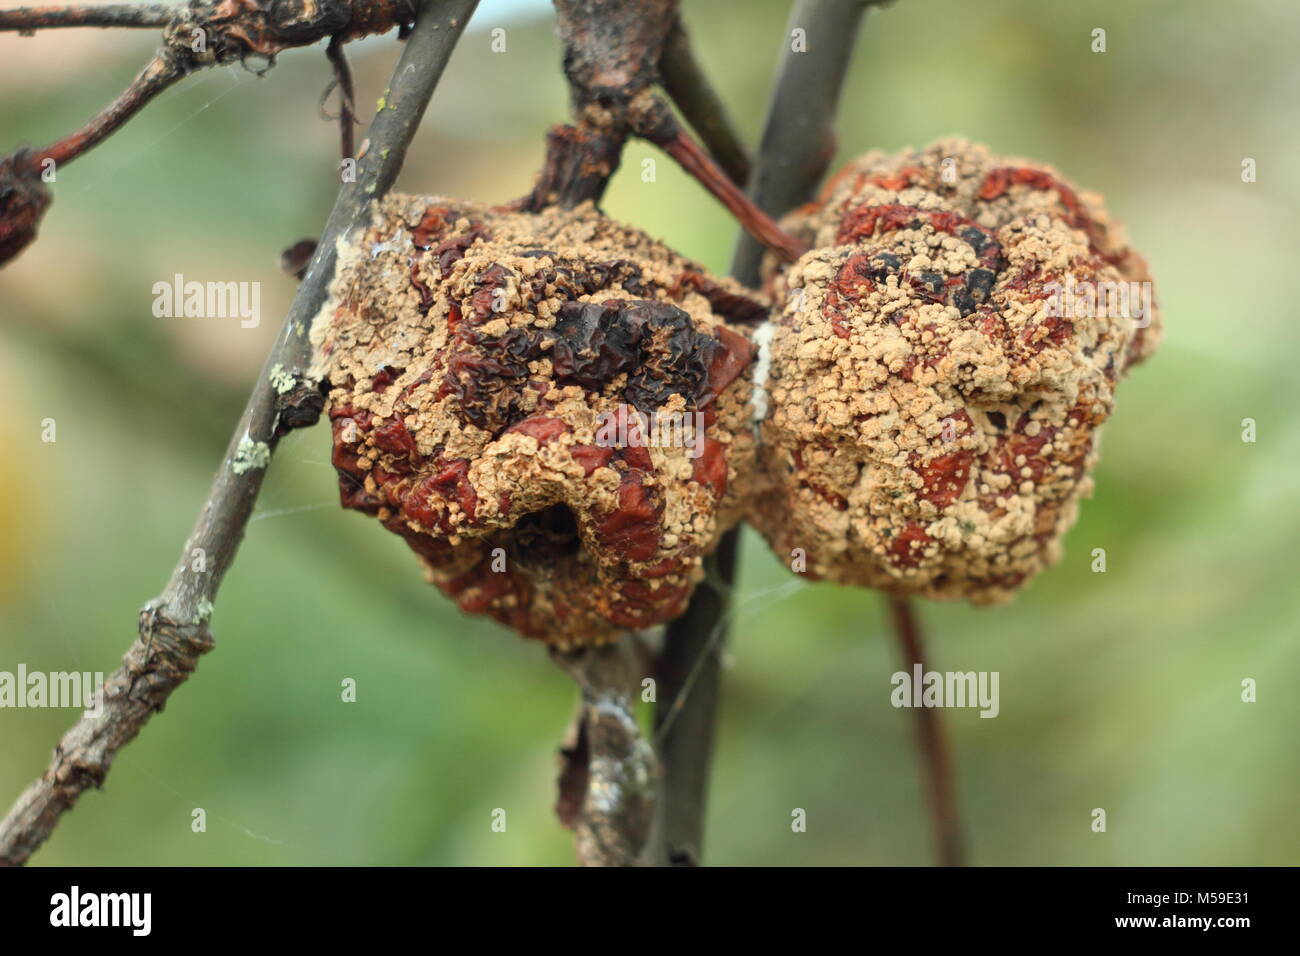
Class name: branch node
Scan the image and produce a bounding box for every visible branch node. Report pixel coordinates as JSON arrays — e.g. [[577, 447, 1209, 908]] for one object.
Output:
[[552, 641, 657, 866]]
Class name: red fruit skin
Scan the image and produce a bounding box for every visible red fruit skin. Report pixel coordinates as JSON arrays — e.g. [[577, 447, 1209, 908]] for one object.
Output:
[[322, 196, 764, 645]]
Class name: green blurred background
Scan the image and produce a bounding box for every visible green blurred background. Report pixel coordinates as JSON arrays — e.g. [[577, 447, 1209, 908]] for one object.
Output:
[[1, 0, 1296, 865]]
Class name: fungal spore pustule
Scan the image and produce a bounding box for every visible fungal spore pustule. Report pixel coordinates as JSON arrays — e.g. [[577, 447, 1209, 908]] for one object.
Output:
[[751, 137, 1160, 603], [314, 196, 763, 647]]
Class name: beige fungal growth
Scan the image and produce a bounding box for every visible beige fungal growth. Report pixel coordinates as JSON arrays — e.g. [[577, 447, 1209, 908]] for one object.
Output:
[[314, 195, 764, 647], [752, 137, 1160, 603]]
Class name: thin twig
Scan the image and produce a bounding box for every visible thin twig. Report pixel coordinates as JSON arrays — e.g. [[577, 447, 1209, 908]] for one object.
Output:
[[657, 16, 750, 187], [15, 0, 418, 172], [646, 0, 876, 868], [0, 4, 173, 31], [886, 595, 964, 867], [32, 54, 187, 169], [0, 0, 481, 867], [661, 129, 803, 263], [325, 33, 358, 162], [0, 0, 422, 266]]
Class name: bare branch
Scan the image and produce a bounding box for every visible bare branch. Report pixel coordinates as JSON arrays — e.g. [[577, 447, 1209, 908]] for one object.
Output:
[[325, 33, 359, 162], [887, 596, 964, 866], [33, 53, 186, 169], [549, 0, 804, 262], [657, 16, 750, 187], [730, 0, 877, 282], [19, 0, 419, 172], [1, 0, 421, 266], [552, 640, 657, 866], [645, 534, 735, 866], [0, 4, 174, 31], [520, 122, 627, 211], [0, 0, 482, 867], [646, 0, 875, 868], [0, 0, 418, 39]]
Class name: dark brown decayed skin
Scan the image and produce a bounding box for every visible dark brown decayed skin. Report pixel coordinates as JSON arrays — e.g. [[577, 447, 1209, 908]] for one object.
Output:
[[751, 137, 1160, 603], [315, 196, 763, 646], [0, 152, 52, 266]]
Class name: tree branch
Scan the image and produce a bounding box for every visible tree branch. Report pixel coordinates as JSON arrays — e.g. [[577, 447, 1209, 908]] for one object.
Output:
[[886, 595, 964, 867], [325, 33, 359, 162], [0, 3, 174, 31], [0, 0, 422, 267], [657, 16, 750, 187], [0, 0, 481, 867], [731, 0, 876, 282], [32, 53, 186, 169], [520, 122, 627, 212], [17, 0, 419, 172], [644, 533, 735, 865], [549, 0, 805, 263], [645, 0, 875, 868], [552, 640, 656, 866]]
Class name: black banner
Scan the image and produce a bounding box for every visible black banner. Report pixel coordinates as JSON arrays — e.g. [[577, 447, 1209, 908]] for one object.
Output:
[[0, 866, 1277, 940]]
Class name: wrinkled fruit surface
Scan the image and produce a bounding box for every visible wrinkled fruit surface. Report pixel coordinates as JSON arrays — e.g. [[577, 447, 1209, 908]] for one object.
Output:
[[751, 138, 1160, 603], [315, 196, 762, 646]]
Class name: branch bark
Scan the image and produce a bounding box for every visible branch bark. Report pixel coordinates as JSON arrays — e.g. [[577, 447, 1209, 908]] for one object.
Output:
[[552, 640, 656, 866], [549, 0, 804, 263], [731, 0, 876, 282], [0, 0, 418, 39], [0, 4, 173, 31], [645, 533, 735, 865], [0, 0, 481, 867], [520, 122, 627, 211], [645, 0, 876, 868], [657, 16, 750, 187], [0, 0, 422, 267]]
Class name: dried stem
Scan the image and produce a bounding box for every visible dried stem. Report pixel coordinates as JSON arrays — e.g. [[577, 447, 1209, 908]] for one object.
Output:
[[0, 4, 173, 31], [645, 0, 875, 868], [0, 0, 481, 867], [325, 33, 358, 162], [887, 595, 964, 867], [657, 16, 750, 186], [520, 122, 627, 212], [1, 0, 423, 266], [31, 53, 186, 169], [552, 640, 656, 866], [550, 0, 803, 262], [661, 130, 803, 263]]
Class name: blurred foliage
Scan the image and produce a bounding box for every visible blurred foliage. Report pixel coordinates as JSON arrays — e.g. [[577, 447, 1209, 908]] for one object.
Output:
[[0, 0, 1296, 865]]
